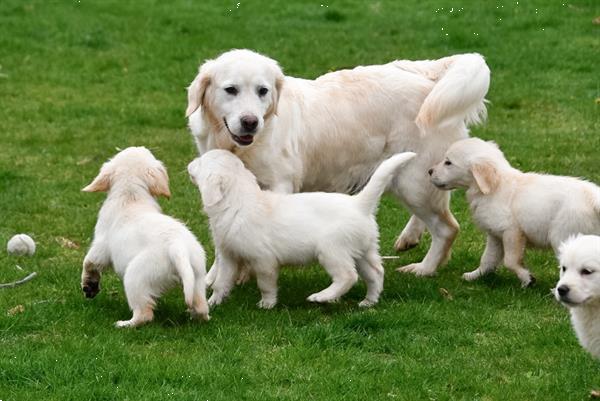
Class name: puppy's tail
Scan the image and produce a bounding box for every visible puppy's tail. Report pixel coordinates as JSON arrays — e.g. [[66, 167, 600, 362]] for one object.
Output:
[[169, 244, 209, 320], [401, 53, 490, 133], [354, 152, 417, 215]]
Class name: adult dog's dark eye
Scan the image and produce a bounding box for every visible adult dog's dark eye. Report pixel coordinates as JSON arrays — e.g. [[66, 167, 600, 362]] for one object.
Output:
[[444, 160, 452, 166], [258, 87, 269, 97], [561, 266, 566, 273], [581, 268, 593, 276], [224, 86, 238, 95]]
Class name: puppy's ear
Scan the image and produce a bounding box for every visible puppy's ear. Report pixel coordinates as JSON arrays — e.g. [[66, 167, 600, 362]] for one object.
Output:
[[471, 161, 499, 195], [200, 174, 228, 207], [185, 60, 213, 118], [146, 163, 171, 199], [271, 73, 284, 116], [82, 164, 112, 192]]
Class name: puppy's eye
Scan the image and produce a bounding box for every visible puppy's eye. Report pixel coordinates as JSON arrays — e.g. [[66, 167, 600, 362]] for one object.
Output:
[[561, 266, 566, 273], [224, 86, 238, 95], [444, 160, 452, 166], [258, 87, 269, 97], [581, 268, 593, 276]]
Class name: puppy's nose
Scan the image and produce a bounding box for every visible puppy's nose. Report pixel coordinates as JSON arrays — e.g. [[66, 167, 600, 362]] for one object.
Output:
[[557, 285, 570, 297], [240, 115, 258, 132], [428, 168, 434, 176]]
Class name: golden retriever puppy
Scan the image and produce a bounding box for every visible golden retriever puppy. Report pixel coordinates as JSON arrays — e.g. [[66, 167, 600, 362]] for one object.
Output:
[[555, 234, 600, 358], [186, 49, 490, 279], [188, 149, 416, 308], [81, 147, 209, 327], [429, 138, 600, 286]]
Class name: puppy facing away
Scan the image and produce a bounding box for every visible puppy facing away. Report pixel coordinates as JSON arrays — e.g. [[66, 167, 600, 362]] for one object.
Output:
[[429, 137, 600, 286], [81, 147, 209, 327], [188, 149, 416, 308], [555, 235, 600, 359]]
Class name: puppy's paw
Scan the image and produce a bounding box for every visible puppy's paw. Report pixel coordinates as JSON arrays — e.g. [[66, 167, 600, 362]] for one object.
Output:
[[462, 269, 482, 282], [307, 293, 339, 304], [521, 274, 536, 288], [358, 298, 378, 308], [81, 280, 100, 298], [208, 293, 225, 307], [396, 263, 436, 277], [115, 320, 136, 328], [257, 298, 277, 309], [394, 236, 420, 252]]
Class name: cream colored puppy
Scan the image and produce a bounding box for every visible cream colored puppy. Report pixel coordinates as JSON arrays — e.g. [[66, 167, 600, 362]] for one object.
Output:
[[82, 147, 209, 327], [429, 138, 600, 286], [188, 149, 416, 308], [555, 235, 600, 359], [187, 49, 490, 278]]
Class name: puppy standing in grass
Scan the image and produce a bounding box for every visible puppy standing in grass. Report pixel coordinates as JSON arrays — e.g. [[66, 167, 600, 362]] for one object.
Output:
[[555, 235, 600, 359], [81, 147, 209, 327], [429, 137, 600, 286], [188, 149, 416, 308]]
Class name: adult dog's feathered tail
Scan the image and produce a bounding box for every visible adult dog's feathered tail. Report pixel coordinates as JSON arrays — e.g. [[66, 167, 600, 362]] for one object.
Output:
[[394, 53, 490, 132], [354, 152, 417, 215]]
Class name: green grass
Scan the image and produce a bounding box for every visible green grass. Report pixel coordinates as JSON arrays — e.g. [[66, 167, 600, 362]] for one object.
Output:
[[1, 0, 599, 400]]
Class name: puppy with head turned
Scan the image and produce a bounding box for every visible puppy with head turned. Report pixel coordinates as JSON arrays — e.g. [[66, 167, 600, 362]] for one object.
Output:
[[429, 137, 600, 286], [188, 149, 416, 309], [81, 147, 209, 327], [555, 235, 600, 359]]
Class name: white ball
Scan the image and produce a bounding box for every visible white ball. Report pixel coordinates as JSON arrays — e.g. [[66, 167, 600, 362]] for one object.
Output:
[[7, 234, 36, 256]]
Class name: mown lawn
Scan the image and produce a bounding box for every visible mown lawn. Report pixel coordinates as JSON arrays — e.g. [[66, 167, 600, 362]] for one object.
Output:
[[1, 1, 599, 400]]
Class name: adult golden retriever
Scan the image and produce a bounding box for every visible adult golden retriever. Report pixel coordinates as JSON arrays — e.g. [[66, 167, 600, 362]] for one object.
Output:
[[186, 49, 490, 278]]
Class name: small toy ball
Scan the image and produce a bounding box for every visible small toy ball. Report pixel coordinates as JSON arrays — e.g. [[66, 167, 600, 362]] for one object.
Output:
[[7, 234, 36, 256]]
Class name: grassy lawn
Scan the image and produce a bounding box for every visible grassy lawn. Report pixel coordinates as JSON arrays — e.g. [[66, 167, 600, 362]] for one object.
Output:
[[1, 0, 599, 400]]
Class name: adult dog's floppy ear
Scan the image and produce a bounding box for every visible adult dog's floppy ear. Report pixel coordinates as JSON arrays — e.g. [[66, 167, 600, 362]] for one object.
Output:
[[200, 173, 228, 208], [471, 161, 499, 195], [271, 73, 284, 116], [82, 164, 112, 192], [185, 60, 214, 118], [146, 163, 171, 199]]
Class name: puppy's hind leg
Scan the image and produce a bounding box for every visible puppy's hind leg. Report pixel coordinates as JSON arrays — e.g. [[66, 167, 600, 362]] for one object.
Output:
[[356, 246, 384, 308], [463, 234, 503, 282], [395, 215, 427, 251], [116, 254, 157, 328], [307, 253, 358, 304]]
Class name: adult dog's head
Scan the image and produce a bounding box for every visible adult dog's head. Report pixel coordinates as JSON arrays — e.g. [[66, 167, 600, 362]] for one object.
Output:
[[555, 235, 600, 308], [186, 49, 284, 147], [82, 146, 171, 198], [428, 137, 509, 194]]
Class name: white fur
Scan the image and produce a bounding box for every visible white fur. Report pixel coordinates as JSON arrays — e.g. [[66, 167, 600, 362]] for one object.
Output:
[[430, 138, 600, 286], [186, 49, 490, 278], [7, 234, 36, 256], [81, 147, 209, 327], [188, 149, 416, 309], [555, 235, 600, 359]]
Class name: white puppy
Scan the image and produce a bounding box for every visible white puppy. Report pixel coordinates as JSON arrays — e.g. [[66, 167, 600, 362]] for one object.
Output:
[[429, 138, 600, 286], [555, 235, 600, 359], [188, 149, 416, 308], [81, 147, 209, 327], [186, 49, 490, 278]]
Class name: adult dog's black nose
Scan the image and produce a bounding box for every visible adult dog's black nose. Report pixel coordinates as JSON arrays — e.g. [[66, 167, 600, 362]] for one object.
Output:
[[557, 285, 570, 297], [428, 168, 434, 176], [240, 115, 258, 132]]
